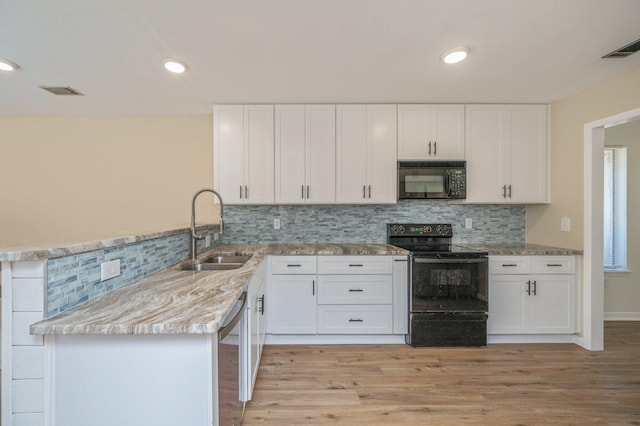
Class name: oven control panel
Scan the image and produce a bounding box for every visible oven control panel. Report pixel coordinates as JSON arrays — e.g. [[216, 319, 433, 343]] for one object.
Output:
[[387, 223, 452, 237]]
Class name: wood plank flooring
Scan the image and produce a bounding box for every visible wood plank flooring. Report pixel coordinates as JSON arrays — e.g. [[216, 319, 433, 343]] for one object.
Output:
[[243, 322, 640, 425]]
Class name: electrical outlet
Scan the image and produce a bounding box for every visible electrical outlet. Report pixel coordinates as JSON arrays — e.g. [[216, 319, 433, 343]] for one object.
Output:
[[560, 216, 571, 232], [214, 232, 220, 242], [465, 218, 473, 229], [205, 235, 211, 248], [101, 259, 121, 282], [274, 218, 281, 230]]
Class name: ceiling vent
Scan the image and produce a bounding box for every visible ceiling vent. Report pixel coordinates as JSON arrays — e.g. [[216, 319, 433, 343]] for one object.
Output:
[[40, 86, 84, 96], [602, 38, 640, 58]]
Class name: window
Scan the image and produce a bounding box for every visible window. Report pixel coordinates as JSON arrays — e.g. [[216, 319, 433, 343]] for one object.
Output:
[[603, 146, 627, 271]]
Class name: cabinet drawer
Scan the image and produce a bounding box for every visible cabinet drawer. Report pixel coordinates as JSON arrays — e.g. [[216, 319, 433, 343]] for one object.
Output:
[[530, 256, 575, 274], [317, 305, 393, 334], [317, 256, 392, 274], [317, 275, 393, 305], [489, 256, 530, 274], [271, 256, 317, 274]]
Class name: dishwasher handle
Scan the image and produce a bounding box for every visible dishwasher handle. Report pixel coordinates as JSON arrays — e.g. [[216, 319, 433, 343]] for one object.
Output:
[[218, 291, 247, 340]]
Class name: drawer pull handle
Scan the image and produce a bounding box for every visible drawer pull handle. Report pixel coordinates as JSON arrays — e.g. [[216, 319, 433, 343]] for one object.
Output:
[[502, 264, 518, 267], [287, 264, 302, 267], [526, 280, 531, 296], [348, 319, 364, 322], [547, 264, 563, 267], [349, 264, 364, 267], [348, 289, 364, 292]]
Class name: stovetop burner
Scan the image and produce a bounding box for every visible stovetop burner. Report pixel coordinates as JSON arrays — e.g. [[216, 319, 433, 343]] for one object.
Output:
[[387, 223, 487, 257]]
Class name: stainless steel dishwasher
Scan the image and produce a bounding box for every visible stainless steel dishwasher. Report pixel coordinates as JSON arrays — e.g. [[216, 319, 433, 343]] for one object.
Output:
[[217, 291, 247, 426]]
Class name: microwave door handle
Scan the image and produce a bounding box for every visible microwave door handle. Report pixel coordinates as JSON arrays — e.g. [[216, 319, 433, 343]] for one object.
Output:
[[446, 171, 452, 196]]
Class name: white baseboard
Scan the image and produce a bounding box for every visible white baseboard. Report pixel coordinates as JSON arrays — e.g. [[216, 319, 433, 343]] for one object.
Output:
[[488, 334, 578, 344], [604, 312, 640, 321], [265, 334, 406, 345]]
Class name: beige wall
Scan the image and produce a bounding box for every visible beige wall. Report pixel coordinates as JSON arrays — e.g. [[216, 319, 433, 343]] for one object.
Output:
[[527, 66, 640, 249], [0, 115, 215, 246], [604, 119, 640, 316]]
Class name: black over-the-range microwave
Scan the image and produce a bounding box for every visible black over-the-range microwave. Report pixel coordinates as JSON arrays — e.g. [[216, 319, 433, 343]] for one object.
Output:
[[398, 161, 466, 200]]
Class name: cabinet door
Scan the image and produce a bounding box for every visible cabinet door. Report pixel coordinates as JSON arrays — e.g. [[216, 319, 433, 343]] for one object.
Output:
[[431, 105, 465, 159], [464, 105, 508, 203], [306, 105, 336, 203], [244, 105, 275, 204], [508, 106, 548, 203], [214, 105, 245, 204], [336, 105, 368, 203], [366, 105, 397, 203], [398, 105, 464, 160], [275, 105, 307, 203], [529, 275, 576, 333], [487, 275, 527, 334], [268, 275, 317, 334]]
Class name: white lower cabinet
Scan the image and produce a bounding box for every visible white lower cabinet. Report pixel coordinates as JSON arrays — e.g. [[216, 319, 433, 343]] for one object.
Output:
[[269, 274, 317, 334], [488, 256, 576, 335], [244, 261, 266, 401], [267, 255, 408, 338]]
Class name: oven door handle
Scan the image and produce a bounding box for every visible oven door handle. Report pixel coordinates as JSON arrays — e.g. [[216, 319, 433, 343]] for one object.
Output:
[[413, 258, 487, 264], [218, 291, 247, 340]]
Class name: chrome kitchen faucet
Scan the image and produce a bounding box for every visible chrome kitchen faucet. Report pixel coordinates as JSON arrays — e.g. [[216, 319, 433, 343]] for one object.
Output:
[[190, 188, 224, 261]]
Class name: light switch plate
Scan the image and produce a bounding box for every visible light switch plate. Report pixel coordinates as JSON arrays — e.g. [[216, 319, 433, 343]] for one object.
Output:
[[465, 218, 472, 229], [101, 259, 121, 281]]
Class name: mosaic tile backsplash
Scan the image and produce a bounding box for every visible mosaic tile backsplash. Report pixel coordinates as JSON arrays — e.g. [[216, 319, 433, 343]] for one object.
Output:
[[46, 202, 524, 317], [47, 228, 219, 317], [223, 201, 525, 244]]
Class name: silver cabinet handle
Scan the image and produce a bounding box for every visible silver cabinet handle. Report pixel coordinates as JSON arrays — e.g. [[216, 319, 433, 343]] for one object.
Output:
[[349, 264, 364, 267], [507, 184, 512, 198], [502, 264, 518, 267], [349, 318, 364, 322], [502, 185, 507, 198], [348, 289, 364, 292], [434, 141, 437, 156], [312, 279, 315, 296], [526, 280, 531, 295], [307, 185, 310, 199], [532, 280, 537, 296], [259, 295, 265, 315], [547, 263, 563, 267], [368, 185, 371, 198], [240, 185, 243, 199], [245, 186, 248, 199], [287, 264, 302, 267], [301, 185, 304, 199], [428, 141, 432, 155], [362, 185, 366, 199]]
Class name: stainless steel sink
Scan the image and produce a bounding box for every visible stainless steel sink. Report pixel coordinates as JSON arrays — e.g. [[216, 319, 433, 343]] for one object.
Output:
[[178, 253, 251, 272], [201, 253, 252, 264]]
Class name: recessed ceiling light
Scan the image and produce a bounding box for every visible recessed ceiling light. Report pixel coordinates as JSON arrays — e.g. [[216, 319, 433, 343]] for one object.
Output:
[[163, 59, 188, 74], [0, 59, 20, 71], [441, 47, 469, 64]]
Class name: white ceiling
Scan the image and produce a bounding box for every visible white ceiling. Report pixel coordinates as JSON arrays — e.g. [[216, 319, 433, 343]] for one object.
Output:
[[1, 0, 640, 116]]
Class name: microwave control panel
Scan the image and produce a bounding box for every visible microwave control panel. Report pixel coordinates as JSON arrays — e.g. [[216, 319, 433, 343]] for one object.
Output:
[[449, 170, 466, 198]]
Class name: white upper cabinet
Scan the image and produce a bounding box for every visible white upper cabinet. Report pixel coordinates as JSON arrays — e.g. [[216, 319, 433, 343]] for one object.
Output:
[[214, 105, 274, 204], [397, 104, 465, 160], [275, 105, 336, 204], [465, 104, 548, 203], [336, 105, 397, 204]]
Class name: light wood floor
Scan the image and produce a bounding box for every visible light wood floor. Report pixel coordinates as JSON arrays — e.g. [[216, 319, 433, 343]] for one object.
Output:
[[244, 322, 640, 425]]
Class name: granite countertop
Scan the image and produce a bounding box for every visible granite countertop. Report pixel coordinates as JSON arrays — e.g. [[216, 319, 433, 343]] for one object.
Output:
[[458, 243, 583, 256], [0, 225, 215, 262], [30, 243, 408, 336]]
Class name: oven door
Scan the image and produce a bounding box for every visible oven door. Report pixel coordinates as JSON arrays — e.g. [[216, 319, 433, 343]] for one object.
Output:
[[398, 168, 450, 199], [410, 257, 488, 312]]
